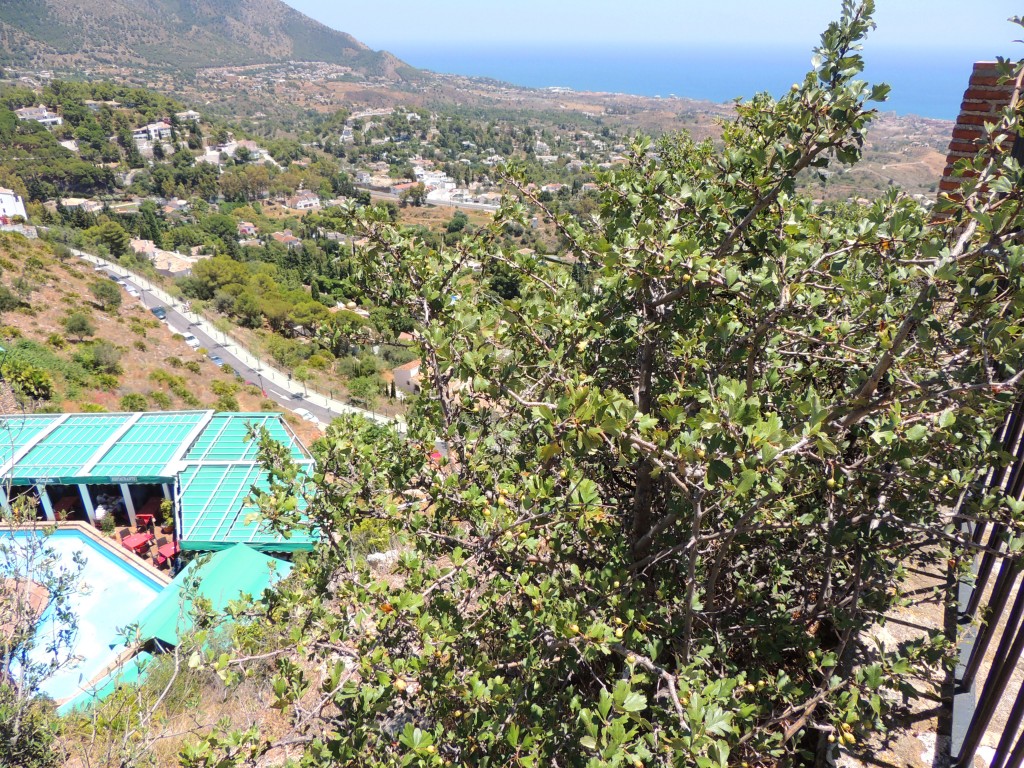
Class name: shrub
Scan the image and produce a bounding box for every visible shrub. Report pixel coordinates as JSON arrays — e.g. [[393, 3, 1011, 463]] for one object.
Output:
[[184, 361, 201, 374], [73, 341, 122, 375], [165, 356, 183, 368], [79, 402, 107, 413], [94, 373, 120, 391], [119, 393, 148, 411], [46, 333, 66, 350], [214, 393, 240, 412], [149, 391, 172, 409], [259, 399, 277, 411], [211, 380, 239, 397], [133, 340, 147, 351]]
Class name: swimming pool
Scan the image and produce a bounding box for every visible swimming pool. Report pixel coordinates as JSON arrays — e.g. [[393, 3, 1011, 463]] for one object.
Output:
[[0, 528, 164, 702]]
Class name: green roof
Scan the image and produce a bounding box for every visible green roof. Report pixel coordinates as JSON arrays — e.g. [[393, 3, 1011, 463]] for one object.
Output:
[[15, 413, 133, 482], [0, 414, 63, 469], [127, 545, 292, 647], [185, 413, 308, 463], [0, 410, 315, 552], [177, 463, 315, 551], [89, 411, 210, 480]]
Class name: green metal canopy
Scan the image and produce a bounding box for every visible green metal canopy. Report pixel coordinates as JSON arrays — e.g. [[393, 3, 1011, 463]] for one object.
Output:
[[126, 544, 292, 647], [175, 413, 315, 552], [0, 410, 317, 552]]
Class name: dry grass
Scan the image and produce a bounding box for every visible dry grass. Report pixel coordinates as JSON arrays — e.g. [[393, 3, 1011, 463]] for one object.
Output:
[[0, 235, 271, 416]]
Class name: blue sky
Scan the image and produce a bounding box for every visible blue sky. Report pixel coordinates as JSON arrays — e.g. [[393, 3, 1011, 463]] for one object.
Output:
[[284, 0, 1022, 53]]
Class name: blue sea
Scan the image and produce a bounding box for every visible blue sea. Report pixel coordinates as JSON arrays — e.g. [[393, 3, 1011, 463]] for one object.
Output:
[[392, 43, 1004, 120]]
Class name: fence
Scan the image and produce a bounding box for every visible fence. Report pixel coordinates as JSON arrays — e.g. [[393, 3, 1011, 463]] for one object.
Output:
[[950, 397, 1024, 767]]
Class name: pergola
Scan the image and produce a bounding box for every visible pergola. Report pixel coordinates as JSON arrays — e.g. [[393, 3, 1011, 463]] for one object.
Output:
[[0, 411, 316, 552]]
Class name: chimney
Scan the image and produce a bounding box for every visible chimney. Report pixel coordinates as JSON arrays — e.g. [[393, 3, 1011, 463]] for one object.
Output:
[[939, 61, 1024, 200]]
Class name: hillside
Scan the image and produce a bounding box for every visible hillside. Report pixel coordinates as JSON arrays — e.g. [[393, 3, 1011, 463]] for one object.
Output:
[[0, 232, 320, 442], [0, 0, 410, 76]]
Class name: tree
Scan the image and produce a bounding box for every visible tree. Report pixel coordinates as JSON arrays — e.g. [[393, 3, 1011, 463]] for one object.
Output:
[[86, 220, 130, 259], [0, 507, 82, 768], [186, 6, 1024, 767], [88, 280, 122, 311], [62, 311, 95, 341]]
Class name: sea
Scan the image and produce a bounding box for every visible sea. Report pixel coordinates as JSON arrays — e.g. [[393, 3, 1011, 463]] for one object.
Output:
[[391, 43, 1004, 121]]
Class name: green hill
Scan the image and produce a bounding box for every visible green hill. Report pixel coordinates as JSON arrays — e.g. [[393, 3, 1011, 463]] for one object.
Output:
[[0, 0, 409, 76]]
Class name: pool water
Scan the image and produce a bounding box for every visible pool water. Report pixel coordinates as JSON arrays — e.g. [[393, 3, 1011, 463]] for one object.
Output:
[[1, 529, 163, 702]]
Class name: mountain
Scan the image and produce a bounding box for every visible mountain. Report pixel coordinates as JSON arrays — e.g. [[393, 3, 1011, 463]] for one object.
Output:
[[0, 0, 410, 76]]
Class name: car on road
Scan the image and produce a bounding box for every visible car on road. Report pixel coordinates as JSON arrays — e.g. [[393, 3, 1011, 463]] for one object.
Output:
[[150, 306, 167, 320], [209, 354, 224, 366], [183, 333, 201, 349], [293, 408, 320, 425], [126, 287, 140, 298]]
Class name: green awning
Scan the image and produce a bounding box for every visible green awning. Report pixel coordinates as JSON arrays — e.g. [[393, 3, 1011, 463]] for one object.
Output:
[[126, 544, 292, 647]]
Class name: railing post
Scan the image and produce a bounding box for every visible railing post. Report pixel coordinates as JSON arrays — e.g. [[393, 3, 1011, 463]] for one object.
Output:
[[957, 586, 1024, 766]]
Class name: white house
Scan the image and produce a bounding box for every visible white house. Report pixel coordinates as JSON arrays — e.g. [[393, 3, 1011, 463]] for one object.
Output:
[[392, 359, 422, 396], [175, 110, 202, 122], [286, 191, 321, 211], [14, 105, 63, 129], [0, 188, 28, 222], [132, 121, 173, 143]]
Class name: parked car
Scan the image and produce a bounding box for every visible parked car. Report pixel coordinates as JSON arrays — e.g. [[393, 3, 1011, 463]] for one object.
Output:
[[126, 287, 140, 298], [183, 334, 201, 349], [208, 354, 224, 366], [293, 408, 319, 424], [150, 306, 167, 320]]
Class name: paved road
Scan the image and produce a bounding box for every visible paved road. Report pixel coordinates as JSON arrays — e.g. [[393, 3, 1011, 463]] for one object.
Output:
[[72, 250, 406, 432]]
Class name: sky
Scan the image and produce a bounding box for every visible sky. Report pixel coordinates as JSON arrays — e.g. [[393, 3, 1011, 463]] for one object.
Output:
[[283, 0, 1023, 54]]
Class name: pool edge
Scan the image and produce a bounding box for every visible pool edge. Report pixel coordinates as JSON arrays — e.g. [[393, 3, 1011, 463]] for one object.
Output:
[[0, 521, 172, 587]]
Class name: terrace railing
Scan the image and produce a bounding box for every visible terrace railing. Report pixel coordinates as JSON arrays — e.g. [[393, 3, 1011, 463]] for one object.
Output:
[[950, 397, 1024, 767]]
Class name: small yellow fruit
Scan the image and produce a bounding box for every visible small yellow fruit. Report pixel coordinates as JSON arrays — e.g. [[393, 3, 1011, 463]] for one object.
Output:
[[454, 710, 462, 717], [826, 478, 836, 489], [828, 734, 836, 743], [613, 580, 620, 588], [696, 448, 706, 459], [745, 683, 756, 693], [626, 654, 637, 665], [426, 745, 436, 754], [615, 628, 624, 638], [394, 678, 407, 691], [569, 624, 579, 634], [682, 274, 692, 283]]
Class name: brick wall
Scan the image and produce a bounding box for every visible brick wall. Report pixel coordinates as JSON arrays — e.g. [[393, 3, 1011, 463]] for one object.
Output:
[[939, 61, 1024, 196]]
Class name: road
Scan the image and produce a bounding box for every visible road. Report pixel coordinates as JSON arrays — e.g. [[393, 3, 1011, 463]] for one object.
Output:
[[71, 250, 406, 432]]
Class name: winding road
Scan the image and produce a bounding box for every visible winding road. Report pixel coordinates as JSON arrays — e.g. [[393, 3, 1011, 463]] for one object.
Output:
[[71, 249, 406, 432]]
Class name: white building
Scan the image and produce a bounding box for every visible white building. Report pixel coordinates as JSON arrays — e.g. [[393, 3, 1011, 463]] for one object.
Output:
[[132, 121, 173, 143], [0, 188, 28, 222], [14, 104, 62, 129], [175, 110, 202, 122], [392, 359, 422, 396]]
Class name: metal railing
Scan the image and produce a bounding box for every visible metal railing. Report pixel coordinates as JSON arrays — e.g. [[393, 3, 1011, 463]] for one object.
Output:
[[951, 397, 1024, 767]]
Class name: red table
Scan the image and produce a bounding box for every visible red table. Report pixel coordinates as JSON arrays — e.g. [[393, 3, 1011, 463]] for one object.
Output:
[[156, 541, 179, 566], [121, 532, 154, 554]]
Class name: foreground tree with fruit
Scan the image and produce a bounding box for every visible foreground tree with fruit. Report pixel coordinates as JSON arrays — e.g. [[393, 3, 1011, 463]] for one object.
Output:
[[188, 3, 1024, 765]]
